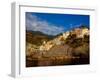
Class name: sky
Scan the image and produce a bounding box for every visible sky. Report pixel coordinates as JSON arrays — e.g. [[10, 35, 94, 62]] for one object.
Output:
[[26, 12, 90, 36]]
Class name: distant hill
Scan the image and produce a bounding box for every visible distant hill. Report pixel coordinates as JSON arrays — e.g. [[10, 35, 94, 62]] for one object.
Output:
[[26, 30, 55, 46]]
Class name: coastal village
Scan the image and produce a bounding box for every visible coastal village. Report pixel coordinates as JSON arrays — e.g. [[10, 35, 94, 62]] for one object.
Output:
[[26, 27, 89, 67], [39, 27, 89, 51]]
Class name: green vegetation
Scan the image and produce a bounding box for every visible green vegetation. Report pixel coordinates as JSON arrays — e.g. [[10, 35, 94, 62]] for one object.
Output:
[[26, 31, 54, 46]]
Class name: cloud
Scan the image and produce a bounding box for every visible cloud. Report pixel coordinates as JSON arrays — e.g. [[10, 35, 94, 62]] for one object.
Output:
[[26, 13, 65, 35]]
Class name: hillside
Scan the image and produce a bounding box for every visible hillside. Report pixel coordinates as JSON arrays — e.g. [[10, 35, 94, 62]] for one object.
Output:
[[26, 26, 90, 67], [26, 30, 55, 46]]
